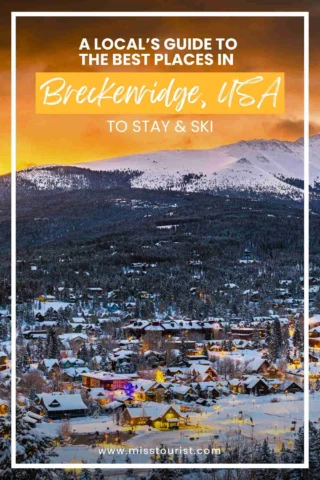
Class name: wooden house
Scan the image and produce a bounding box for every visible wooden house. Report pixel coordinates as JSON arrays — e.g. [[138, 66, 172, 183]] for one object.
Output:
[[170, 385, 198, 402], [123, 402, 185, 430], [37, 393, 88, 420], [133, 380, 168, 403], [278, 380, 303, 394], [240, 376, 270, 396], [187, 363, 218, 382], [244, 358, 281, 378]]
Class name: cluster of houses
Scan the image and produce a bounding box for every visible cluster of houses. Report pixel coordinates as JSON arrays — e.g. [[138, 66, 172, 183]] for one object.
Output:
[[11, 271, 314, 435], [21, 350, 304, 429]]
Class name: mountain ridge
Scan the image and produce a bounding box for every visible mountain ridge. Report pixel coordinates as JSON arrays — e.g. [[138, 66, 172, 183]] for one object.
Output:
[[2, 135, 320, 201]]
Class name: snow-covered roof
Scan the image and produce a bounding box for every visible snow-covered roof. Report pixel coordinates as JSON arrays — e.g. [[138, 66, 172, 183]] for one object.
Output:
[[104, 401, 123, 410], [43, 359, 59, 370], [71, 317, 86, 323], [82, 372, 129, 381], [58, 333, 88, 341], [171, 385, 196, 395], [278, 380, 303, 391], [309, 364, 320, 375], [228, 378, 241, 386], [87, 388, 109, 399], [242, 375, 269, 389], [144, 324, 165, 332], [125, 402, 183, 421], [133, 379, 156, 393], [165, 367, 183, 373], [310, 326, 320, 333], [63, 367, 90, 378], [35, 321, 57, 327], [69, 323, 90, 329], [26, 411, 42, 420], [111, 350, 133, 359], [60, 357, 85, 366], [38, 393, 88, 412], [188, 363, 217, 376], [245, 358, 269, 373]]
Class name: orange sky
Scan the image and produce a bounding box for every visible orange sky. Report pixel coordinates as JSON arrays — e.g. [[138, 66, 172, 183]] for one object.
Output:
[[1, 1, 320, 175]]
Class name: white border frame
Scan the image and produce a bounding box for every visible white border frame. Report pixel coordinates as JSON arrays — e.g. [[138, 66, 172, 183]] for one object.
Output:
[[11, 11, 309, 470]]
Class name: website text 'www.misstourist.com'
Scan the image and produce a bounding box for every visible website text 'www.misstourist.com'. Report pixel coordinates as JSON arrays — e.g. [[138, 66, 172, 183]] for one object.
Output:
[[97, 446, 221, 456]]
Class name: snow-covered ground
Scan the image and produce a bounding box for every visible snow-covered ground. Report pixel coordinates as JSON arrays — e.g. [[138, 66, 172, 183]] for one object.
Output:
[[209, 348, 263, 365], [33, 390, 312, 464]]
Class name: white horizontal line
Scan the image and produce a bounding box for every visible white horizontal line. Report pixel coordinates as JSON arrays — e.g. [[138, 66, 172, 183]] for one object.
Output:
[[12, 11, 308, 18]]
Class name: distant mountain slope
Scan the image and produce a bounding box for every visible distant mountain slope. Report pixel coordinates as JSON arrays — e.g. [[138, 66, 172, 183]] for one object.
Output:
[[74, 135, 320, 199], [1, 135, 319, 201], [0, 167, 142, 200]]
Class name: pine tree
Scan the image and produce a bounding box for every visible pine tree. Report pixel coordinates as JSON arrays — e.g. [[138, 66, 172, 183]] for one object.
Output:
[[22, 352, 30, 372], [0, 321, 8, 341], [252, 328, 260, 347], [46, 327, 60, 359], [93, 468, 104, 480], [292, 319, 303, 355], [281, 324, 291, 359], [0, 408, 11, 477], [291, 425, 304, 464], [265, 322, 272, 344], [125, 452, 132, 463], [179, 339, 189, 366], [89, 343, 95, 360], [202, 344, 209, 359], [28, 386, 37, 405], [26, 343, 32, 360], [95, 342, 103, 356], [57, 471, 78, 480], [308, 423, 320, 477], [89, 401, 101, 419], [192, 452, 199, 463], [204, 447, 215, 463], [158, 446, 171, 463], [16, 406, 56, 464], [16, 350, 24, 372], [257, 439, 273, 463], [79, 469, 92, 480], [134, 299, 141, 318], [148, 469, 183, 480], [36, 337, 45, 360], [33, 470, 57, 480], [78, 343, 89, 363], [124, 468, 137, 480], [173, 451, 180, 464], [280, 442, 290, 463], [269, 318, 282, 362]]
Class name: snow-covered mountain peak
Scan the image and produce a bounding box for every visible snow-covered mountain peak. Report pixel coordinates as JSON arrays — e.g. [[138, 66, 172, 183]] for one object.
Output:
[[13, 135, 320, 200]]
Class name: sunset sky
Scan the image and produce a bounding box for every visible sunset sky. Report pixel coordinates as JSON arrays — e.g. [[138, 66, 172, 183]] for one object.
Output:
[[1, 1, 320, 175]]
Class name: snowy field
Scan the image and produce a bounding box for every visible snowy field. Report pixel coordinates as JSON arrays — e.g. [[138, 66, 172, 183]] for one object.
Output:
[[32, 390, 313, 465]]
